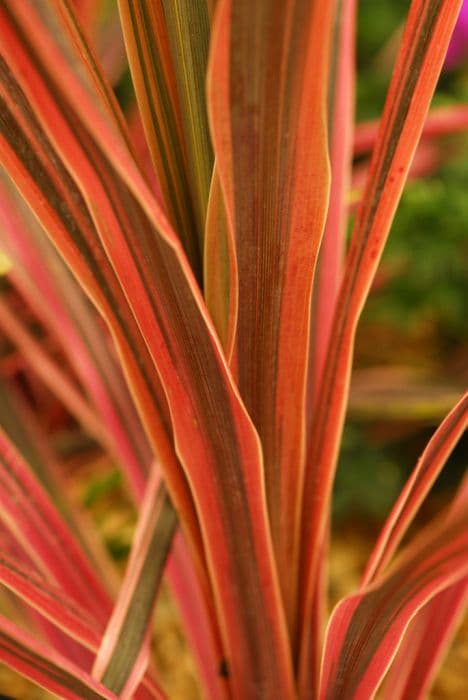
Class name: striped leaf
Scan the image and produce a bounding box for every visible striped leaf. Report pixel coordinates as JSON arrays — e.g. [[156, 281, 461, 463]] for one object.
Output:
[[0, 615, 117, 700], [0, 293, 106, 444], [0, 174, 151, 501], [0, 407, 167, 697], [0, 429, 112, 624], [159, 0, 213, 250], [0, 377, 121, 593], [203, 166, 236, 354], [0, 4, 215, 687], [0, 16, 203, 569], [308, 0, 356, 404], [166, 532, 230, 700], [298, 3, 463, 694], [0, 3, 295, 696], [319, 509, 468, 700], [118, 0, 207, 276], [381, 578, 468, 700], [303, 0, 356, 682], [0, 551, 102, 652], [208, 0, 335, 632], [379, 474, 468, 700], [93, 469, 177, 696]]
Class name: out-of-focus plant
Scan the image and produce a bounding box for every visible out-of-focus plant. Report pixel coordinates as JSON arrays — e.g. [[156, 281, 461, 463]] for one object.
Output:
[[0, 2, 466, 700]]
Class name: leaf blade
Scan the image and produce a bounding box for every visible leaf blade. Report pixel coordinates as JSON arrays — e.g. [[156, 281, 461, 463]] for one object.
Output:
[[298, 3, 463, 692], [118, 0, 203, 275], [379, 473, 468, 700], [0, 615, 118, 700], [93, 470, 177, 696], [319, 511, 468, 700], [208, 0, 334, 632], [0, 4, 295, 696]]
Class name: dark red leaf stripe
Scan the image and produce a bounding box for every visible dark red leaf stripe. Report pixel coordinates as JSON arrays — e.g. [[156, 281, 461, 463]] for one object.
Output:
[[0, 617, 118, 700], [208, 0, 334, 635], [0, 4, 295, 696], [0, 431, 112, 623], [0, 552, 101, 651], [0, 53, 203, 571], [320, 512, 468, 700], [299, 3, 462, 694]]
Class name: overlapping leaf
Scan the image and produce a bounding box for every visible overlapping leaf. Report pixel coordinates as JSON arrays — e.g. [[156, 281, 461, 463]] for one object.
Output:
[[0, 401, 166, 698], [0, 22, 215, 692], [0, 1, 464, 698], [299, 3, 463, 694], [0, 175, 151, 500], [0, 378, 120, 591], [118, 0, 210, 276], [379, 474, 468, 700], [319, 509, 468, 700], [380, 578, 468, 700], [0, 550, 102, 652], [0, 429, 112, 624], [208, 0, 334, 632], [0, 293, 106, 444], [93, 470, 176, 696], [0, 8, 202, 573], [166, 532, 230, 700], [0, 615, 118, 700], [308, 0, 356, 404], [0, 3, 294, 697]]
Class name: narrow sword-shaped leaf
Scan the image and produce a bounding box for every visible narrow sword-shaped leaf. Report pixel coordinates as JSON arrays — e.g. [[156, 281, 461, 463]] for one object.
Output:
[[0, 175, 150, 501], [298, 3, 462, 694], [381, 579, 468, 700], [118, 0, 203, 276], [362, 391, 468, 585], [0, 401, 166, 698], [0, 180, 176, 688], [0, 156, 194, 700], [379, 473, 468, 700], [0, 614, 118, 700], [204, 166, 236, 355], [308, 0, 356, 404], [0, 526, 91, 661], [160, 0, 214, 252], [93, 468, 177, 696], [0, 429, 112, 623], [167, 532, 230, 700], [0, 4, 295, 696], [0, 294, 106, 444], [303, 0, 356, 681], [0, 231, 215, 700], [0, 50, 202, 571], [0, 377, 121, 593], [0, 551, 102, 652], [0, 3, 216, 685], [208, 0, 334, 633], [55, 0, 135, 150], [319, 510, 468, 700]]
